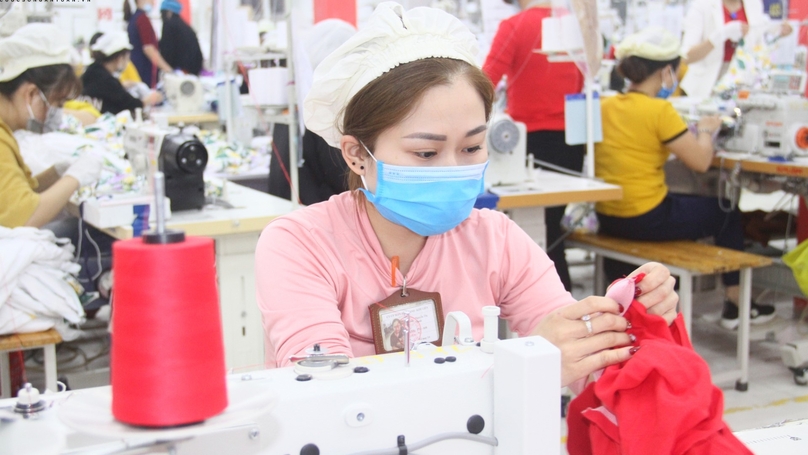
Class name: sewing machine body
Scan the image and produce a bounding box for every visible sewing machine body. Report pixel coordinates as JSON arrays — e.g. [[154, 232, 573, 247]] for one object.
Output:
[[123, 123, 207, 211], [0, 335, 560, 454], [163, 74, 205, 115], [485, 112, 529, 188], [725, 94, 808, 159]]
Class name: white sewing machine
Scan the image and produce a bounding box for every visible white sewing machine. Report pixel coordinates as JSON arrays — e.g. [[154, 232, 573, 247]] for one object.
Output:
[[485, 112, 529, 188], [724, 94, 808, 159], [672, 94, 808, 159], [0, 307, 561, 454], [163, 73, 205, 115]]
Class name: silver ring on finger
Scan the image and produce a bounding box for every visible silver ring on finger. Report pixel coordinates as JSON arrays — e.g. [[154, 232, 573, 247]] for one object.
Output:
[[581, 313, 593, 337]]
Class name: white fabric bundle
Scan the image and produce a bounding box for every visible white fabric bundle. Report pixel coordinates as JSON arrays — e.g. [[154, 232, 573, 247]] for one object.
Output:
[[0, 227, 84, 337]]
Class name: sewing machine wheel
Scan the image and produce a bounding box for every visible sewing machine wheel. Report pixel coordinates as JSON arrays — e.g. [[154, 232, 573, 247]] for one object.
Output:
[[489, 119, 520, 154], [180, 81, 196, 96]]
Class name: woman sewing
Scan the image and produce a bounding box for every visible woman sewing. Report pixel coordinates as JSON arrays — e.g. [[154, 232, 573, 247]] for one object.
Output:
[[81, 31, 163, 115], [255, 3, 678, 388], [595, 27, 775, 330], [681, 0, 792, 98], [0, 24, 102, 229]]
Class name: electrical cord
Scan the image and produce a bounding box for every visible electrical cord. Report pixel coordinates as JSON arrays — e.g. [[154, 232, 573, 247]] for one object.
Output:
[[717, 156, 741, 213], [546, 203, 596, 253], [348, 432, 497, 455], [84, 228, 104, 281]]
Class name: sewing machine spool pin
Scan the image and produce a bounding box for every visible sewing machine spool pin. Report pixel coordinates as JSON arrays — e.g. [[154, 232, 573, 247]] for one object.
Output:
[[13, 383, 46, 418], [143, 172, 185, 244]]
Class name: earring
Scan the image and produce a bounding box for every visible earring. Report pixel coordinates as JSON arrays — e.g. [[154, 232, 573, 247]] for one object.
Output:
[[352, 162, 356, 165], [360, 166, 365, 170]]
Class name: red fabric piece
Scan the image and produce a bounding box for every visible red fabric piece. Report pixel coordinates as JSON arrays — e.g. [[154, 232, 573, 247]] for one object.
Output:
[[568, 302, 753, 455], [723, 5, 748, 62], [482, 8, 584, 131]]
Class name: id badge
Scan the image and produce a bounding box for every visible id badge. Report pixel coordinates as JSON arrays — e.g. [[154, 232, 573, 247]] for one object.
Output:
[[368, 287, 444, 355]]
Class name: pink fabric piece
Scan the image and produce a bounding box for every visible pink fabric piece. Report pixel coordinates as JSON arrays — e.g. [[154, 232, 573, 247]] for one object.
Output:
[[605, 277, 635, 316], [255, 192, 574, 367]]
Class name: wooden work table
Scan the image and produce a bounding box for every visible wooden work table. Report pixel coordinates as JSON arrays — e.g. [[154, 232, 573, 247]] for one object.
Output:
[[713, 151, 808, 178], [149, 110, 221, 129], [490, 171, 623, 250], [86, 183, 292, 240], [493, 170, 623, 210]]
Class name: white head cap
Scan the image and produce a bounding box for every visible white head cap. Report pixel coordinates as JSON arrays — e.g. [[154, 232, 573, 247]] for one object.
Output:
[[303, 2, 480, 148], [615, 26, 681, 61], [91, 32, 134, 58], [0, 24, 73, 82]]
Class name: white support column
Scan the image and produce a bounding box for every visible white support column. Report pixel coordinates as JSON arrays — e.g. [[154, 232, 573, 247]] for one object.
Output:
[[43, 344, 58, 394], [0, 352, 10, 398], [679, 272, 693, 336], [737, 267, 752, 390]]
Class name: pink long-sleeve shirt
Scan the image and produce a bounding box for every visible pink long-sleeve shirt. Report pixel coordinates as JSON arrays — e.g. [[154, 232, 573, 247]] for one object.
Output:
[[255, 192, 574, 367]]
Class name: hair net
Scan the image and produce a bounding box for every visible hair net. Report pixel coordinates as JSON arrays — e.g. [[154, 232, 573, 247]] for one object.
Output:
[[615, 26, 681, 61], [90, 32, 134, 58], [0, 24, 73, 82], [160, 0, 183, 14], [305, 19, 357, 71], [303, 2, 479, 148]]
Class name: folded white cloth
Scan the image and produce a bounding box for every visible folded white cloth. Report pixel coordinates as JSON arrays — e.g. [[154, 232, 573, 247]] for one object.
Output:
[[0, 227, 84, 337]]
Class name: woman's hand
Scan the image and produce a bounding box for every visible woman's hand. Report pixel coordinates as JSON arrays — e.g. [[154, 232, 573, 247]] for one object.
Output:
[[143, 90, 164, 106], [781, 22, 794, 38], [697, 115, 722, 134], [532, 297, 633, 387], [628, 262, 678, 325]]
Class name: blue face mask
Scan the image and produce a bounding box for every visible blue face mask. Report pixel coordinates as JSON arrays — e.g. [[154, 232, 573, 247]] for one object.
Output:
[[359, 145, 488, 236], [656, 67, 678, 99], [142, 4, 153, 13]]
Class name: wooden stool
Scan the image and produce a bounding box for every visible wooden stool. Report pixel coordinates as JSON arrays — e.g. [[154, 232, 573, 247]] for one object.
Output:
[[0, 329, 62, 398], [567, 232, 773, 391]]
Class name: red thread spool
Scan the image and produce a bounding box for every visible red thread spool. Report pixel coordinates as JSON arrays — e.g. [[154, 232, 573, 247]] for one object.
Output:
[[111, 236, 227, 427]]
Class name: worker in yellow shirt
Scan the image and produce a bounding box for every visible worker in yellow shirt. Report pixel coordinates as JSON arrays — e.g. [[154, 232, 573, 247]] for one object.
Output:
[[595, 27, 774, 329], [0, 24, 102, 229], [120, 60, 143, 87]]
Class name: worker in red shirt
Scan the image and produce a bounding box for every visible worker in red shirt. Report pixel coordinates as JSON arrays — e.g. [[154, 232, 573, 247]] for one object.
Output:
[[483, 0, 584, 292], [124, 0, 173, 88]]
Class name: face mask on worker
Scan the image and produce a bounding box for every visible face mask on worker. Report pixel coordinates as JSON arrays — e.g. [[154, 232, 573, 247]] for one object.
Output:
[[113, 56, 128, 78], [358, 142, 488, 236], [26, 90, 62, 134], [656, 66, 678, 99], [142, 4, 153, 13]]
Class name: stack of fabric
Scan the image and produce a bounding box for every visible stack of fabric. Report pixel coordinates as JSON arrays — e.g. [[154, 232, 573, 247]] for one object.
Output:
[[0, 227, 85, 338]]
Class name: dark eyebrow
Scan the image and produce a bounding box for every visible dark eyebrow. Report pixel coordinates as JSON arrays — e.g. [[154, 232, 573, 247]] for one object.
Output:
[[466, 124, 487, 137], [403, 124, 488, 141], [402, 132, 447, 141]]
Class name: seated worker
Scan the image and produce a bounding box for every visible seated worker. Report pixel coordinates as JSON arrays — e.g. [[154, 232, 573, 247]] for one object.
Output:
[[81, 31, 163, 115], [256, 3, 679, 389], [594, 27, 774, 330], [0, 24, 103, 229], [268, 19, 356, 205], [159, 0, 204, 76], [0, 24, 113, 313]]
